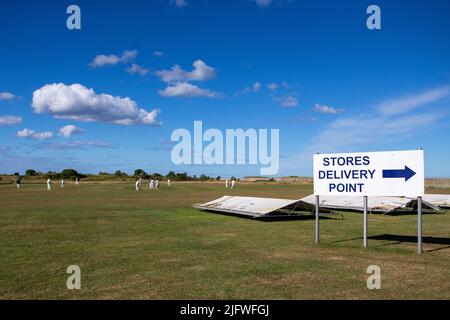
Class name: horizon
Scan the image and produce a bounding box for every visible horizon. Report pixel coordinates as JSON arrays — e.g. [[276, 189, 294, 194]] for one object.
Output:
[[1, 0, 450, 177]]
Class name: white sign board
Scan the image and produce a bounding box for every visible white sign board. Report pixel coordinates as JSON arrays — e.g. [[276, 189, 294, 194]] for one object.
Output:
[[313, 150, 424, 197]]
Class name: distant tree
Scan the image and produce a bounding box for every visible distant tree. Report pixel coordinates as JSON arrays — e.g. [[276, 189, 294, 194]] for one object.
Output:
[[134, 169, 146, 177], [166, 171, 176, 179], [176, 172, 188, 181], [14, 172, 19, 176], [114, 170, 123, 176], [25, 169, 37, 176], [61, 169, 79, 179], [152, 173, 163, 179], [216, 176, 221, 180]]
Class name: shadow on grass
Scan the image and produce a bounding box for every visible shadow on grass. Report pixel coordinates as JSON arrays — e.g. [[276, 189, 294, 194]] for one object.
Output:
[[200, 210, 339, 222], [332, 234, 450, 252], [384, 209, 442, 216]]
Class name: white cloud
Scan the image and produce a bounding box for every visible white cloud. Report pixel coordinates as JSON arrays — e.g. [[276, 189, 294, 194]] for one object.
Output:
[[285, 113, 442, 172], [294, 116, 317, 123], [126, 64, 150, 76], [159, 82, 222, 98], [32, 83, 161, 126], [267, 83, 278, 91], [17, 128, 34, 138], [275, 94, 298, 107], [267, 81, 293, 93], [120, 50, 138, 62], [155, 60, 216, 83], [314, 103, 343, 114], [59, 125, 84, 138], [89, 55, 120, 68], [251, 82, 262, 92], [283, 87, 447, 172], [313, 113, 440, 151], [33, 132, 54, 140], [154, 51, 164, 58], [378, 86, 450, 116], [0, 116, 22, 126], [171, 0, 187, 7], [238, 82, 262, 95], [17, 128, 54, 140], [89, 50, 138, 68], [0, 92, 15, 100], [254, 0, 272, 7], [42, 140, 112, 150]]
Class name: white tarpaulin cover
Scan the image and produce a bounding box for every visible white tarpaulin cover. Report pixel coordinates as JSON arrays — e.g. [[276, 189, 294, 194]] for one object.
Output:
[[194, 194, 448, 217], [193, 196, 302, 217], [422, 194, 450, 208], [299, 194, 439, 213]]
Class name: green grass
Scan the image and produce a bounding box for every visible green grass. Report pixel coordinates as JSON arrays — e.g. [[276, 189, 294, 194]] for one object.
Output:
[[0, 182, 449, 299]]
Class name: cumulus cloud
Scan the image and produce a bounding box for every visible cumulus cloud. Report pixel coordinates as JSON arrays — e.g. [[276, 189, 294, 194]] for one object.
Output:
[[59, 125, 84, 138], [17, 128, 54, 140], [17, 128, 34, 138], [314, 103, 343, 114], [89, 50, 138, 68], [153, 51, 164, 58], [32, 83, 161, 126], [159, 82, 222, 98], [156, 60, 216, 83], [0, 92, 15, 100], [126, 64, 150, 76], [0, 116, 22, 126], [378, 86, 450, 116]]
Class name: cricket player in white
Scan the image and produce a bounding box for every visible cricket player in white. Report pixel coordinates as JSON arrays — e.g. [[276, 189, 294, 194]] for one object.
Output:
[[75, 177, 79, 185], [149, 179, 154, 190], [231, 180, 236, 190], [47, 178, 52, 191], [167, 179, 171, 188], [155, 180, 159, 190], [16, 177, 21, 189], [135, 180, 140, 191], [61, 179, 64, 189], [225, 179, 229, 188]]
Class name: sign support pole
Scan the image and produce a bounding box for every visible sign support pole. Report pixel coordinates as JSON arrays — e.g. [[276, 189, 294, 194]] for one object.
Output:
[[315, 195, 319, 244], [363, 196, 368, 248], [418, 196, 422, 254]]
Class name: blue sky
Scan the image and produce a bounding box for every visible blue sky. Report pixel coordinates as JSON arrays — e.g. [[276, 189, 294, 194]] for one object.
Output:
[[1, 0, 449, 177]]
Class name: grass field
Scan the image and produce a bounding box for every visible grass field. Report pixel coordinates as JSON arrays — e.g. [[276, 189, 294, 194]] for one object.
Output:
[[0, 182, 449, 299]]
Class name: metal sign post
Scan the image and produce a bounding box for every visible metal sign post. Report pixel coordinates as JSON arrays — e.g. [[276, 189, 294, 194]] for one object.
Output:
[[315, 195, 320, 244], [418, 196, 422, 254], [363, 196, 368, 248]]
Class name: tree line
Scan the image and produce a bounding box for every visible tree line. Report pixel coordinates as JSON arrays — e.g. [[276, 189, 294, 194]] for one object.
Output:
[[6, 169, 236, 181]]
